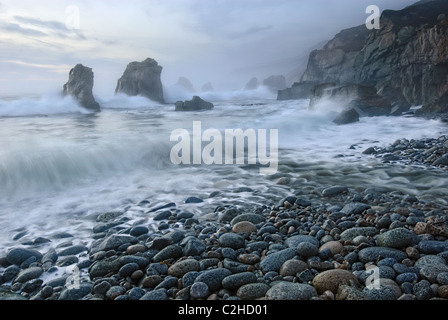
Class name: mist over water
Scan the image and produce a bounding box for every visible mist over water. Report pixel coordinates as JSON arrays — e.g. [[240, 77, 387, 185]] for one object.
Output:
[[0, 92, 447, 251]]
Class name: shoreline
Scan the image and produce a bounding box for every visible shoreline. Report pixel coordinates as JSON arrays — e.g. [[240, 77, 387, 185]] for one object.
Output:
[[1, 135, 448, 301]]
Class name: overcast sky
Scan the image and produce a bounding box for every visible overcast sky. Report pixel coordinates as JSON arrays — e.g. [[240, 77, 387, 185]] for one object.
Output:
[[0, 0, 418, 96]]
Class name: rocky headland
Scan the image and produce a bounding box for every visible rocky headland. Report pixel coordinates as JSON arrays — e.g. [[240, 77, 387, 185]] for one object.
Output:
[[279, 0, 448, 122]]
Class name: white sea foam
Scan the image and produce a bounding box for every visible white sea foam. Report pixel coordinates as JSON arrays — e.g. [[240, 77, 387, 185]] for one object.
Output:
[[0, 92, 89, 117], [0, 93, 446, 252]]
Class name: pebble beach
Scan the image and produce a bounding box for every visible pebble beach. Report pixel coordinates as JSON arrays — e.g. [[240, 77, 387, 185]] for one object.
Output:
[[1, 135, 448, 302]]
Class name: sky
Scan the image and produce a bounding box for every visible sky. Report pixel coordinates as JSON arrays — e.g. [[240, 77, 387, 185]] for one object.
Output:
[[0, 0, 419, 97]]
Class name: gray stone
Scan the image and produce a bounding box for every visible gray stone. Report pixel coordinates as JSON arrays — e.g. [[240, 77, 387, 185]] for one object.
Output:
[[194, 268, 232, 292], [13, 267, 43, 284], [218, 233, 245, 249], [437, 272, 448, 285], [363, 286, 397, 300], [168, 259, 200, 278], [183, 238, 206, 256], [89, 234, 138, 255], [284, 235, 319, 248], [57, 245, 88, 257], [190, 282, 209, 299], [413, 280, 435, 300], [218, 208, 241, 224], [339, 227, 378, 242], [296, 242, 319, 258], [237, 283, 270, 300], [417, 240, 448, 254], [106, 286, 126, 300], [222, 272, 257, 291], [333, 108, 360, 125], [59, 283, 93, 300], [230, 214, 265, 226], [265, 281, 317, 300], [56, 255, 79, 267], [2, 265, 21, 282], [175, 96, 214, 112], [63, 64, 101, 111], [118, 263, 140, 278], [6, 248, 42, 266], [155, 276, 178, 290], [375, 228, 414, 249], [260, 248, 297, 273], [129, 226, 149, 237], [140, 289, 169, 300], [322, 186, 349, 197], [358, 247, 407, 263], [336, 285, 370, 300], [152, 245, 183, 262], [88, 258, 121, 280], [396, 272, 419, 285], [182, 271, 200, 287], [93, 280, 112, 295], [340, 202, 371, 215], [415, 255, 446, 268], [115, 58, 164, 103]]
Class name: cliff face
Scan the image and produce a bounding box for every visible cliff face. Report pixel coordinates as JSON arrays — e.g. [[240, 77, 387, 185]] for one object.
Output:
[[115, 58, 164, 103], [282, 0, 448, 117], [63, 64, 101, 112]]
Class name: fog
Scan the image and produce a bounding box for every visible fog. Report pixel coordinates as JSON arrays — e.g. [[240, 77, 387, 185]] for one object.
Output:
[[0, 0, 418, 97]]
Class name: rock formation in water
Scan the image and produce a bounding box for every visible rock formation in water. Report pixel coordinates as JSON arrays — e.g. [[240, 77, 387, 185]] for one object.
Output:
[[175, 96, 214, 112], [115, 58, 164, 103], [333, 108, 360, 125], [263, 75, 287, 93], [280, 0, 448, 119], [176, 77, 196, 93], [245, 77, 258, 90], [63, 64, 101, 112]]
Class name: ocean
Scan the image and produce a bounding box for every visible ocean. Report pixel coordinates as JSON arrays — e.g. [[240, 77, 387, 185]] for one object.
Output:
[[0, 88, 447, 253]]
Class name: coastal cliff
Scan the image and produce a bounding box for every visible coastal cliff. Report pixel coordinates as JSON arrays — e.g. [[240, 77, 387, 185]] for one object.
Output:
[[280, 0, 448, 119]]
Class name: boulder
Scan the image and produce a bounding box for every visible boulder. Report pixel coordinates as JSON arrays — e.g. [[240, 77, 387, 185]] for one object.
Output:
[[115, 58, 164, 103], [175, 96, 214, 112], [333, 108, 360, 125], [63, 64, 101, 112]]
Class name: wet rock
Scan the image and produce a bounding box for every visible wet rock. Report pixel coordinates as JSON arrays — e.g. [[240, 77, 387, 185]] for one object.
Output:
[[260, 248, 297, 273], [63, 64, 101, 112], [375, 228, 414, 249], [175, 96, 214, 112], [194, 268, 232, 292], [265, 281, 317, 300], [358, 247, 407, 263], [115, 58, 164, 103], [313, 269, 359, 294], [6, 248, 42, 266], [168, 259, 200, 278], [237, 283, 270, 300]]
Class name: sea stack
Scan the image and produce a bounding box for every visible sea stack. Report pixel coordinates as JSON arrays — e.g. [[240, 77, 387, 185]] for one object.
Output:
[[115, 58, 165, 103], [63, 64, 101, 112], [175, 96, 214, 112]]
